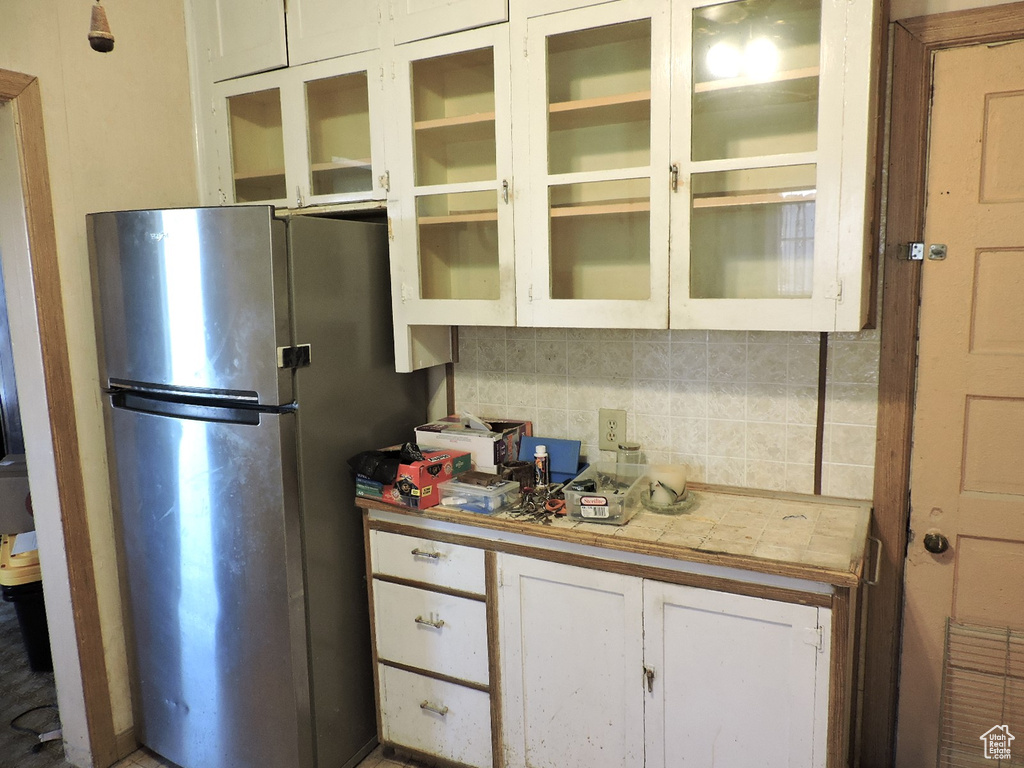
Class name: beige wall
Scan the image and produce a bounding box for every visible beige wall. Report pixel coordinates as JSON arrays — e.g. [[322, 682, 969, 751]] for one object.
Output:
[[0, 0, 198, 761]]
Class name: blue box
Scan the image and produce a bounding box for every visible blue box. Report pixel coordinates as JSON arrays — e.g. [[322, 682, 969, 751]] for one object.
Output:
[[518, 436, 586, 485]]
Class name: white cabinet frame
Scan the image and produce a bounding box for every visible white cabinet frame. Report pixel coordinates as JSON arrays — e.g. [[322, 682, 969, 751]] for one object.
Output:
[[386, 25, 518, 328], [512, 0, 673, 328], [389, 0, 509, 45]]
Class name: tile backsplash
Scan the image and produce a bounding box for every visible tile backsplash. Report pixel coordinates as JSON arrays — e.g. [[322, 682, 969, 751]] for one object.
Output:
[[452, 327, 880, 500]]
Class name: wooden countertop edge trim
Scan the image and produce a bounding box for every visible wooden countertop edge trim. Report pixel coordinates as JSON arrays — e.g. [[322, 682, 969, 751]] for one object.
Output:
[[357, 498, 864, 588]]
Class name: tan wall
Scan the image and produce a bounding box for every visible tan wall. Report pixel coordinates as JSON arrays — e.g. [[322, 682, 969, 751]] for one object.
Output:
[[891, 0, 1018, 20], [0, 0, 198, 752]]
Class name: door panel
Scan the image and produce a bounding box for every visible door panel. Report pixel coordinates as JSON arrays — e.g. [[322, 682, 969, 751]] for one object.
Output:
[[107, 403, 309, 768], [88, 207, 292, 405], [898, 40, 1024, 766]]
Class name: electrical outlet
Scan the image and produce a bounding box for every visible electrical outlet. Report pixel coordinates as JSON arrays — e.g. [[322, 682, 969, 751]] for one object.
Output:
[[598, 408, 626, 451]]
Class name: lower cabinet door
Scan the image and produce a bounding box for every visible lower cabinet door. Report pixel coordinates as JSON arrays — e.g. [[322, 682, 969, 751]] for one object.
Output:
[[378, 665, 492, 768], [642, 581, 831, 768], [498, 554, 645, 768]]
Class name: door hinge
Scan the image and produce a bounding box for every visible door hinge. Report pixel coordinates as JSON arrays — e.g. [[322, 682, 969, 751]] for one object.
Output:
[[804, 626, 823, 652], [523, 34, 529, 57], [387, 217, 395, 241], [643, 666, 656, 692], [379, 171, 390, 192], [278, 344, 311, 369], [825, 280, 843, 301], [401, 283, 410, 303], [899, 242, 947, 261], [379, 66, 385, 89], [528, 285, 534, 303]]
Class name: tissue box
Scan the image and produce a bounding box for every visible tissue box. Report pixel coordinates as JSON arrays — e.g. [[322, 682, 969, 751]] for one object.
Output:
[[415, 417, 531, 473], [356, 447, 471, 510]]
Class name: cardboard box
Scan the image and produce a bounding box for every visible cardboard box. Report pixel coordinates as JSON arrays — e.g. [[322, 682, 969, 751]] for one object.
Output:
[[415, 417, 532, 473], [356, 447, 471, 510]]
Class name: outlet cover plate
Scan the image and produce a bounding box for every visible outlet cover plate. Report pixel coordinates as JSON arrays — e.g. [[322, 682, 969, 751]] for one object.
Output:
[[599, 408, 626, 451]]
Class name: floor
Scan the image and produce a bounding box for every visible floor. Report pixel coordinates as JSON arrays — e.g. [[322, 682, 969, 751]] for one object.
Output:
[[2, 598, 427, 768], [0, 597, 65, 768]]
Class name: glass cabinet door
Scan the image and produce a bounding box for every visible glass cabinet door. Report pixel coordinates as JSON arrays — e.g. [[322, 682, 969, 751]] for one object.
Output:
[[517, 1, 671, 328], [388, 26, 515, 326], [671, 0, 855, 330], [304, 71, 374, 198], [226, 87, 287, 204]]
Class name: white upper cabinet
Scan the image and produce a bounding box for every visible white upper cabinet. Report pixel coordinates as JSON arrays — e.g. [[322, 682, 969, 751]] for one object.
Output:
[[668, 0, 876, 331], [287, 0, 383, 67], [386, 26, 517, 327], [513, 0, 672, 329], [212, 53, 387, 207], [191, 0, 384, 83], [389, 0, 509, 45], [194, 0, 288, 82]]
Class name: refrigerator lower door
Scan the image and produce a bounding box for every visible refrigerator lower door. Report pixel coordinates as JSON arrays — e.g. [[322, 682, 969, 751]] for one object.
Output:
[[107, 400, 311, 768]]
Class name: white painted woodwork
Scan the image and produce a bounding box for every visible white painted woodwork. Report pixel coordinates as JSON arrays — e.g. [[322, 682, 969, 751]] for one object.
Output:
[[287, 0, 383, 67], [499, 555, 645, 768], [668, 0, 876, 332], [193, 0, 288, 83], [386, 25, 517, 328], [518, 0, 620, 16], [370, 530, 486, 594], [513, 0, 672, 328], [373, 580, 489, 685], [210, 53, 387, 207], [897, 40, 1024, 766], [643, 581, 830, 768], [389, 0, 509, 45], [378, 665, 493, 767]]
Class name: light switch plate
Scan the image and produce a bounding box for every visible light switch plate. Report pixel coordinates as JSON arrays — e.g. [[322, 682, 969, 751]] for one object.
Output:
[[598, 408, 626, 451]]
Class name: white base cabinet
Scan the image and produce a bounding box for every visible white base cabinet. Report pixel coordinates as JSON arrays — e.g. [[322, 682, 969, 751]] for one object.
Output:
[[498, 556, 645, 767], [643, 582, 830, 768], [499, 555, 831, 768]]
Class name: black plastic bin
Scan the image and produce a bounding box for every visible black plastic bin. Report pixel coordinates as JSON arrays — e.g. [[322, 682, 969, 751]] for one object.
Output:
[[2, 580, 53, 672]]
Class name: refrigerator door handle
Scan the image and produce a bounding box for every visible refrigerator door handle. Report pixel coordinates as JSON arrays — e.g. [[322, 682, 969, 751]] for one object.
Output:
[[110, 390, 264, 426]]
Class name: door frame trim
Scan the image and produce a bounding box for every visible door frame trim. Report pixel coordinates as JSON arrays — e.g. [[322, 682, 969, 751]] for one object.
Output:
[[866, 5, 1024, 765], [0, 71, 118, 765]]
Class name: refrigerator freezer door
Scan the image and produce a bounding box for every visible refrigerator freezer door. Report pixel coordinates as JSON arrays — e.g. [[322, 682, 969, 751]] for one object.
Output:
[[88, 206, 292, 405], [106, 401, 312, 768]]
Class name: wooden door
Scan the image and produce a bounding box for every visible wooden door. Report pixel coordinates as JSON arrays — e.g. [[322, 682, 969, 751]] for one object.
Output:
[[897, 39, 1024, 766], [498, 555, 645, 768], [643, 581, 829, 768]]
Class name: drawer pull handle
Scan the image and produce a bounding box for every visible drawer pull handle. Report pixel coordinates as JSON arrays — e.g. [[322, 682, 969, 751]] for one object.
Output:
[[420, 700, 449, 716], [415, 615, 445, 629], [411, 548, 441, 560]]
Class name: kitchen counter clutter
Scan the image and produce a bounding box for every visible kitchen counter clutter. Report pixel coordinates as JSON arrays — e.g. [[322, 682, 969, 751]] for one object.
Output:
[[360, 484, 873, 768]]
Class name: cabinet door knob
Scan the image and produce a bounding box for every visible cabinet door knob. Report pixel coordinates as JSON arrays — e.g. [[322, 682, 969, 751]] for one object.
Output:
[[644, 666, 655, 692], [502, 179, 510, 204], [670, 164, 680, 192], [923, 532, 950, 554]]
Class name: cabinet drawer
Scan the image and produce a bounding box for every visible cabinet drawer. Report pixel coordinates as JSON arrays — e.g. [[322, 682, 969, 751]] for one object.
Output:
[[379, 665, 492, 768], [370, 529, 485, 594], [373, 580, 489, 685]]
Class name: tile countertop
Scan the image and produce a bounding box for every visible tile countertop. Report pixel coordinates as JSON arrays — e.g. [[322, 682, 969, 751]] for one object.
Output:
[[357, 484, 873, 588]]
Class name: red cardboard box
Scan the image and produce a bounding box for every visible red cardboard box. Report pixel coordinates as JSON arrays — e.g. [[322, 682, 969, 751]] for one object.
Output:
[[355, 447, 471, 510]]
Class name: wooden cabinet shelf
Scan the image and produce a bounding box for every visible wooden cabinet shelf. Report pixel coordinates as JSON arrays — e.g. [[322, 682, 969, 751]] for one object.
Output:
[[551, 200, 650, 218], [414, 111, 496, 131], [310, 158, 371, 172], [419, 210, 498, 225], [692, 188, 816, 210], [694, 66, 819, 94], [549, 90, 651, 114], [233, 167, 286, 181]]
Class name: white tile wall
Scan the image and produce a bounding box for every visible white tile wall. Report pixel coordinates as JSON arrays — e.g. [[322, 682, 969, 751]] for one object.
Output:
[[453, 326, 881, 499]]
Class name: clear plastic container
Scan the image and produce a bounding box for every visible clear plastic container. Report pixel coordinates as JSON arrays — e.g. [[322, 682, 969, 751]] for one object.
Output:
[[438, 477, 520, 514], [563, 463, 643, 525]]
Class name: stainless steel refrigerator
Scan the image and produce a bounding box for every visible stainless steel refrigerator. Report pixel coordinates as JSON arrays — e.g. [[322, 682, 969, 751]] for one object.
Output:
[[88, 206, 426, 768]]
